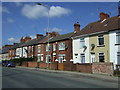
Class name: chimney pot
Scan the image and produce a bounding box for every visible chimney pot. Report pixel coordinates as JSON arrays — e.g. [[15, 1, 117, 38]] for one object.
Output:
[[36, 34, 43, 38], [74, 22, 80, 32]]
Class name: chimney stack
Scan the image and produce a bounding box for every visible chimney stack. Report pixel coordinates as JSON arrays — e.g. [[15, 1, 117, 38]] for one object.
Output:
[[51, 32, 59, 37], [13, 43, 18, 45], [99, 12, 110, 21], [36, 34, 43, 38], [2, 45, 13, 48], [25, 36, 31, 42], [74, 22, 80, 32], [20, 37, 25, 43]]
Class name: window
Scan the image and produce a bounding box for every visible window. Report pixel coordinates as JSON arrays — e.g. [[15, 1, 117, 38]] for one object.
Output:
[[53, 44, 56, 51], [116, 31, 120, 44], [58, 42, 65, 50], [80, 38, 85, 48], [37, 54, 41, 62], [58, 54, 65, 63], [80, 54, 85, 63], [32, 46, 34, 52], [99, 53, 104, 62], [38, 45, 41, 53], [117, 52, 120, 65], [46, 44, 50, 51], [98, 35, 104, 46], [46, 55, 51, 63]]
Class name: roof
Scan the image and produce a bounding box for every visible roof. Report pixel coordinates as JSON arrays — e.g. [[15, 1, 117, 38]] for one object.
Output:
[[10, 42, 26, 49], [74, 16, 120, 37], [2, 46, 12, 54], [20, 36, 45, 47], [44, 32, 74, 43]]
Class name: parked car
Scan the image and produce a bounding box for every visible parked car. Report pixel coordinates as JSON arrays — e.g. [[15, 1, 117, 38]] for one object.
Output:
[[7, 62, 16, 67]]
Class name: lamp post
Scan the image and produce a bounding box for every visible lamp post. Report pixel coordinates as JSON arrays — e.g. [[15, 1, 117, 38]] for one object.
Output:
[[36, 3, 50, 69]]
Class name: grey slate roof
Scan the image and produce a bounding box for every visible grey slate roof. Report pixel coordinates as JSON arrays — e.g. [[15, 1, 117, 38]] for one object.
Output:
[[20, 36, 45, 47], [74, 16, 120, 37], [2, 46, 12, 54], [44, 32, 74, 43]]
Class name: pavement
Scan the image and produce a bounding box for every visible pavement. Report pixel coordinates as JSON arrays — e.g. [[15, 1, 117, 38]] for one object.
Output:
[[16, 66, 119, 83]]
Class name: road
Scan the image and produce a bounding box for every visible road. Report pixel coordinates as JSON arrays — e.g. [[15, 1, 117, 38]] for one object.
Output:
[[2, 67, 119, 88]]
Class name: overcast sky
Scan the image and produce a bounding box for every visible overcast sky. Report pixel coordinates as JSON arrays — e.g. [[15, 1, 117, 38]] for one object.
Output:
[[1, 2, 119, 46]]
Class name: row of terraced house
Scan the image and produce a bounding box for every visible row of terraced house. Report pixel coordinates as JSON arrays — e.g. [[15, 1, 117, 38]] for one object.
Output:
[[1, 12, 120, 75]]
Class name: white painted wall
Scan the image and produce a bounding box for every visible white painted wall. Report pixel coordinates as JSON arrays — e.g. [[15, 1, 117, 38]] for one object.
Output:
[[72, 37, 89, 64], [109, 30, 120, 69], [23, 47, 28, 58], [16, 48, 23, 58], [2, 53, 9, 60]]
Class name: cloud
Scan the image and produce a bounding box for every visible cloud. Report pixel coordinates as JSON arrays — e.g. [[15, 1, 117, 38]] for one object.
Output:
[[49, 6, 71, 17], [0, 6, 10, 14], [21, 4, 71, 19], [30, 35, 36, 39], [8, 37, 19, 43], [7, 18, 15, 23], [44, 27, 62, 33]]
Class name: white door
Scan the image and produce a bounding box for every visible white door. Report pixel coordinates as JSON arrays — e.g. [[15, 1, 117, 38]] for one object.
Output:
[[91, 54, 95, 63]]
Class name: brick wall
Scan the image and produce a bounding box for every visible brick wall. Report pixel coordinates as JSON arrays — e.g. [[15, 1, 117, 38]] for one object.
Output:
[[64, 61, 76, 71], [76, 63, 92, 73], [28, 62, 38, 68], [21, 62, 28, 67], [92, 62, 114, 75], [39, 62, 48, 69]]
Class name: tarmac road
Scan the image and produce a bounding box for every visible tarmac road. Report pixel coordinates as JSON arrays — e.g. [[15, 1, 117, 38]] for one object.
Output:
[[2, 67, 119, 88]]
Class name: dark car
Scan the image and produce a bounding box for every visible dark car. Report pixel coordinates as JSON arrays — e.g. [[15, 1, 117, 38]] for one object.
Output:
[[7, 62, 16, 67]]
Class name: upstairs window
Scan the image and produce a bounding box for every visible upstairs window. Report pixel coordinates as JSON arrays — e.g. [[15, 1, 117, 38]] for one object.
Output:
[[98, 35, 104, 46], [38, 45, 41, 53], [99, 53, 104, 62], [53, 44, 56, 51], [46, 44, 50, 51], [80, 38, 85, 48], [58, 42, 65, 50], [116, 31, 120, 44]]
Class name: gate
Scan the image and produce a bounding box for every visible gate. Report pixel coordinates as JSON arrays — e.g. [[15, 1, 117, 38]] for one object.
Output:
[[58, 63, 64, 70]]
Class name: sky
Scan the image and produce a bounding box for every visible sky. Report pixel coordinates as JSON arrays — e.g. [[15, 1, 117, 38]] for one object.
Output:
[[1, 2, 119, 46]]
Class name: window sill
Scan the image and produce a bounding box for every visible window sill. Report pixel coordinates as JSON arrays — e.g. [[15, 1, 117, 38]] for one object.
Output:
[[97, 45, 105, 47], [59, 49, 65, 51], [115, 44, 120, 45]]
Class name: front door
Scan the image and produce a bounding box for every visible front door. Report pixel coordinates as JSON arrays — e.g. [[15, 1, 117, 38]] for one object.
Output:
[[91, 54, 95, 63]]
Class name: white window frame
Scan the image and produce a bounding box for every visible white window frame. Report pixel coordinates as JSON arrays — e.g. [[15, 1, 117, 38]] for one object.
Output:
[[117, 52, 120, 65], [98, 53, 105, 62], [80, 53, 85, 63], [37, 54, 41, 62], [58, 42, 65, 50], [38, 45, 41, 53], [58, 54, 65, 63], [80, 38, 85, 48], [116, 31, 120, 44], [53, 44, 56, 51], [46, 44, 50, 52], [98, 35, 104, 46], [46, 55, 51, 63]]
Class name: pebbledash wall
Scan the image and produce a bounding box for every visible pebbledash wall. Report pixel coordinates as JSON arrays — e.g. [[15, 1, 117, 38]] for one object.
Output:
[[109, 30, 120, 69], [72, 36, 90, 63]]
